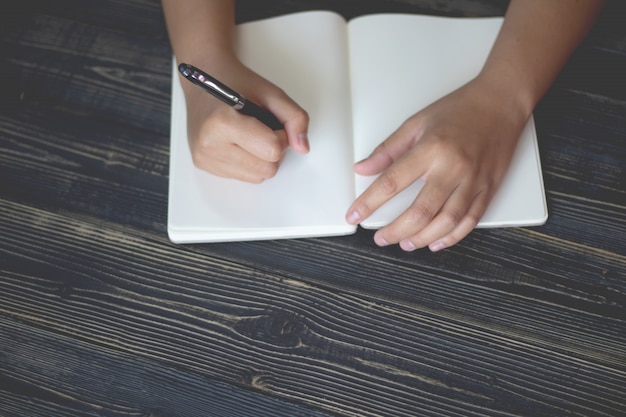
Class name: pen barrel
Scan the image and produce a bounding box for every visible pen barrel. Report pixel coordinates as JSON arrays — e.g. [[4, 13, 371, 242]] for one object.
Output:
[[239, 100, 283, 131]]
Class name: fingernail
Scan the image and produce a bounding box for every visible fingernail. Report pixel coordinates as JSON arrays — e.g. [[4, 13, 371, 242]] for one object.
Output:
[[374, 235, 389, 247], [346, 210, 360, 224], [400, 239, 416, 251], [298, 133, 309, 150], [429, 241, 446, 252]]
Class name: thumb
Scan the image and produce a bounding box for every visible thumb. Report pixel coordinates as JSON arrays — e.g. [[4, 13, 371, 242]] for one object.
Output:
[[355, 117, 425, 175]]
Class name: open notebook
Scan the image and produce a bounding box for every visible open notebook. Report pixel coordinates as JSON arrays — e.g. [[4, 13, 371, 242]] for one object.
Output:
[[167, 11, 547, 244]]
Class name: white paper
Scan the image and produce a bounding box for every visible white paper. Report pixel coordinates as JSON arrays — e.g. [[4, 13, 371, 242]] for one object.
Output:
[[348, 14, 547, 228], [168, 11, 356, 243], [168, 11, 547, 244]]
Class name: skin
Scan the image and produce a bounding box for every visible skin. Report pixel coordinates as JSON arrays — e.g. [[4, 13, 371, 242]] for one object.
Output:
[[162, 0, 310, 183], [162, 0, 605, 251]]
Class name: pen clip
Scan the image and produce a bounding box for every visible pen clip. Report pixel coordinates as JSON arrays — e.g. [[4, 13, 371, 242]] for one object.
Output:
[[178, 63, 282, 130], [179, 64, 243, 107]]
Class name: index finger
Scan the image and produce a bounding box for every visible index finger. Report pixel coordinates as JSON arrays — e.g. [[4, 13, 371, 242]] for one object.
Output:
[[346, 152, 427, 225]]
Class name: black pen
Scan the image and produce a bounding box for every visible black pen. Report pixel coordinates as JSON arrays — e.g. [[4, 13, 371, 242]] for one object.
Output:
[[178, 63, 283, 131]]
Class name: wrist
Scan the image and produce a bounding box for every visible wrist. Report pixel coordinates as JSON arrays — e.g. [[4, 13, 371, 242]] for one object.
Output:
[[473, 65, 536, 125]]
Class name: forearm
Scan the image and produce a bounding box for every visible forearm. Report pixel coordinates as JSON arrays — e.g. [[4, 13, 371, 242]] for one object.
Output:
[[479, 0, 605, 118], [162, 0, 237, 70]]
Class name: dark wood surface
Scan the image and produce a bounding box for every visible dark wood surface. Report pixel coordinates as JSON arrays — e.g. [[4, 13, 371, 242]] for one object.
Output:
[[1, 1, 625, 416]]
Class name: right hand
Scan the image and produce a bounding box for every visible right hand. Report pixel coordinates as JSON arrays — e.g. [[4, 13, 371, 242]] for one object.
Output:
[[182, 58, 310, 183]]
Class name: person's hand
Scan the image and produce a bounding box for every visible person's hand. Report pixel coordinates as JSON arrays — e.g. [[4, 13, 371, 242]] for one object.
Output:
[[182, 58, 310, 183], [346, 76, 529, 252]]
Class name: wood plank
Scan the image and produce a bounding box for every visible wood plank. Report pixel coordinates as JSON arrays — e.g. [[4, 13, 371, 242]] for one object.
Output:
[[2, 0, 626, 415], [0, 106, 169, 234], [2, 10, 171, 133], [1, 201, 625, 416], [1, 317, 331, 417]]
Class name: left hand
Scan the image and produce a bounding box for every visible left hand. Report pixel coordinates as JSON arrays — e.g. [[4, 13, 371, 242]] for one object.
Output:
[[345, 76, 529, 252]]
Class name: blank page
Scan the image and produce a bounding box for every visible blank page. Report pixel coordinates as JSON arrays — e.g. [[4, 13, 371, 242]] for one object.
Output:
[[168, 11, 356, 243], [348, 14, 547, 228]]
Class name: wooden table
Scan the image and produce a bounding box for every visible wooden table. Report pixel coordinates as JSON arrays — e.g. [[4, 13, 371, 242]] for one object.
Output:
[[2, 1, 625, 416]]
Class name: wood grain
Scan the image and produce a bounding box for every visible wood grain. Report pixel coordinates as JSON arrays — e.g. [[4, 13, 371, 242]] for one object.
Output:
[[2, 201, 625, 416], [1, 0, 625, 416]]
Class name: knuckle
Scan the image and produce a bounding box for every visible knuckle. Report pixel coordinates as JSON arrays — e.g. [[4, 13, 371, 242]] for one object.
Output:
[[259, 162, 280, 179], [464, 213, 481, 229], [445, 215, 481, 246], [194, 130, 214, 150], [190, 152, 204, 170], [286, 108, 310, 130], [438, 210, 463, 230], [454, 152, 473, 172], [265, 141, 285, 162], [200, 115, 227, 138], [427, 134, 474, 170], [297, 108, 310, 125], [372, 141, 389, 157], [406, 203, 435, 224], [190, 146, 214, 171], [377, 169, 400, 195], [353, 198, 373, 217], [443, 232, 466, 249]]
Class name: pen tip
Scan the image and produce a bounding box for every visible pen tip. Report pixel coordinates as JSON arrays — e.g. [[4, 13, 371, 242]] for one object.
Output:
[[178, 63, 191, 77]]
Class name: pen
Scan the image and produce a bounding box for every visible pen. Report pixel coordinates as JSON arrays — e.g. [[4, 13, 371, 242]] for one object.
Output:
[[178, 63, 283, 131]]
